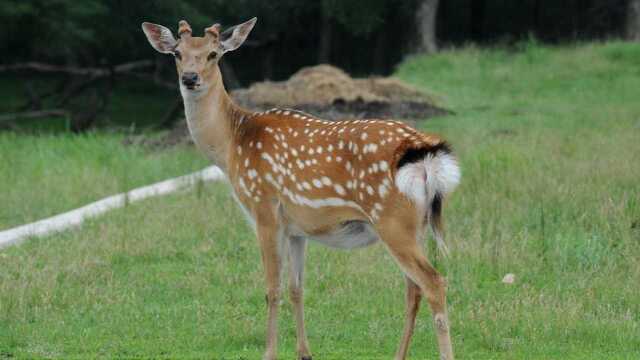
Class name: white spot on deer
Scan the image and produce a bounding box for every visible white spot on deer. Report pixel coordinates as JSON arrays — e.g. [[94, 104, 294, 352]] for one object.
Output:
[[366, 185, 375, 196], [312, 179, 323, 188], [336, 156, 342, 163], [378, 184, 388, 198], [379, 161, 389, 171], [326, 156, 332, 162], [291, 149, 298, 157], [334, 184, 346, 196], [305, 160, 312, 166], [237, 146, 242, 155], [338, 140, 344, 149], [283, 111, 290, 116], [321, 176, 332, 186], [257, 142, 263, 149], [308, 148, 315, 155], [359, 170, 365, 179], [316, 146, 323, 154], [302, 182, 312, 190], [361, 133, 368, 140]]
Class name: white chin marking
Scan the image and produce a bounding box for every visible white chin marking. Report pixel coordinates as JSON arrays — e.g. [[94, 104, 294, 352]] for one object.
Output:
[[395, 151, 460, 207]]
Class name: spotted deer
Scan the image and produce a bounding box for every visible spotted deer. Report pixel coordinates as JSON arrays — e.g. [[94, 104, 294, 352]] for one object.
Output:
[[142, 17, 460, 360]]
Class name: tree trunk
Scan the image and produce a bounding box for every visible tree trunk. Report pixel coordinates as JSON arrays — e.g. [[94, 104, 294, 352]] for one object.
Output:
[[415, 0, 439, 54], [471, 0, 486, 42], [627, 0, 640, 41], [318, 10, 333, 63]]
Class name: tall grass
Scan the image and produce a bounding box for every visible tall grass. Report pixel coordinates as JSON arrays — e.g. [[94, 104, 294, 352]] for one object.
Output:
[[1, 41, 639, 359]]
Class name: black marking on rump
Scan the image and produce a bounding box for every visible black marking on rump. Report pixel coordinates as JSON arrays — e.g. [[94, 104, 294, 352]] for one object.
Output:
[[396, 142, 451, 169]]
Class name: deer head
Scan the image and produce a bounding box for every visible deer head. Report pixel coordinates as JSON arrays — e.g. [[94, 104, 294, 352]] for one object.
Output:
[[142, 18, 257, 93]]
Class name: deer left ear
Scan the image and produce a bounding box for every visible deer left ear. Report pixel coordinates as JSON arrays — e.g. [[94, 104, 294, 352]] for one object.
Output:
[[141, 22, 177, 54], [220, 17, 257, 54]]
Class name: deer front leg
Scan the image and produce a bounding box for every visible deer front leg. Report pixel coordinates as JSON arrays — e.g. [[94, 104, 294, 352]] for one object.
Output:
[[256, 216, 284, 360], [395, 277, 422, 360], [288, 236, 312, 360]]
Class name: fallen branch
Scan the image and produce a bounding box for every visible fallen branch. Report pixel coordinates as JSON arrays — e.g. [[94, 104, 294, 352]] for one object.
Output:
[[0, 109, 68, 123], [0, 60, 153, 77], [0, 166, 225, 249]]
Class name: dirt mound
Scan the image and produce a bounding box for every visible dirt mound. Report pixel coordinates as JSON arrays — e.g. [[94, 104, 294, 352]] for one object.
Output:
[[231, 64, 439, 108]]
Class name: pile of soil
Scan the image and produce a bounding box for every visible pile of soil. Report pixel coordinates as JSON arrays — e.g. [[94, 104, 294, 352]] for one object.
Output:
[[133, 64, 450, 148]]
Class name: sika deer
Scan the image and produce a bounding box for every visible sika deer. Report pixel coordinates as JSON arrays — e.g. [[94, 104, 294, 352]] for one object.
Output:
[[142, 18, 460, 360]]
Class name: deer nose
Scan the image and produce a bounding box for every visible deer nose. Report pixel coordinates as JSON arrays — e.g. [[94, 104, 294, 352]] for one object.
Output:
[[182, 72, 199, 87]]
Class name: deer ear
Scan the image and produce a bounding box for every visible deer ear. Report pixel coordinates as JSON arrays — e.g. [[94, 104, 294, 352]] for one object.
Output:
[[141, 22, 177, 54], [220, 17, 257, 54]]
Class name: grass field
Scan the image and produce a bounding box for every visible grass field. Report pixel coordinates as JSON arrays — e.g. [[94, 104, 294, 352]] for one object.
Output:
[[1, 41, 640, 359]]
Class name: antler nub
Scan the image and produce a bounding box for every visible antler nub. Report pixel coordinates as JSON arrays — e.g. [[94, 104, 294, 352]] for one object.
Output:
[[178, 20, 192, 37], [205, 23, 222, 40]]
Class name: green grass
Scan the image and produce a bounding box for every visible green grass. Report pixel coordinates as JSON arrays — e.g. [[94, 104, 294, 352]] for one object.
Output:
[[2, 41, 640, 359], [0, 133, 208, 229]]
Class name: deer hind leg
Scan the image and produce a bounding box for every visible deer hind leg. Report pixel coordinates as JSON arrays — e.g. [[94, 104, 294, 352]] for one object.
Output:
[[256, 213, 285, 360], [377, 218, 454, 360], [288, 235, 312, 360], [395, 277, 422, 360]]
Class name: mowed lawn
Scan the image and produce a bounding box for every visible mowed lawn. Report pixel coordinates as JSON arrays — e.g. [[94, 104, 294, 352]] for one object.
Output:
[[1, 41, 639, 359]]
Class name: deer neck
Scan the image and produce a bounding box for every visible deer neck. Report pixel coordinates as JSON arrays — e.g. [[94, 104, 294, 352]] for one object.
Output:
[[180, 66, 244, 172]]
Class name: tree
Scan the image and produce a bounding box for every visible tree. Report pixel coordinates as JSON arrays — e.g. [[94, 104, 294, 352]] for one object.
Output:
[[627, 0, 640, 40], [415, 0, 439, 54]]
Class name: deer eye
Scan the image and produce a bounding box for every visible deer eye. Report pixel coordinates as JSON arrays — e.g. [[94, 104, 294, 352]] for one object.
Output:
[[207, 51, 218, 61], [173, 50, 182, 60]]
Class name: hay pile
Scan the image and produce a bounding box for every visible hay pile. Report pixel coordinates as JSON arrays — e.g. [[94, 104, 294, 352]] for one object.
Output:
[[231, 64, 438, 109]]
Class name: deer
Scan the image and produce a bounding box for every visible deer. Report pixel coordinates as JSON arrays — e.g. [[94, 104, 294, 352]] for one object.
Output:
[[142, 17, 460, 360]]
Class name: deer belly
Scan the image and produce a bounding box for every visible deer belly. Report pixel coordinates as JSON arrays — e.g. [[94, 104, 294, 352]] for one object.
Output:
[[291, 221, 380, 249]]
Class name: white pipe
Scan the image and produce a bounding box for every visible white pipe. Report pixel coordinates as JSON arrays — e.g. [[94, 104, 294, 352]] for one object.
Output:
[[0, 166, 225, 249]]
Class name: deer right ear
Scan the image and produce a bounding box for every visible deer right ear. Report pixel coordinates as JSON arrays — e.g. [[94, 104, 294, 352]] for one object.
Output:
[[142, 22, 177, 54]]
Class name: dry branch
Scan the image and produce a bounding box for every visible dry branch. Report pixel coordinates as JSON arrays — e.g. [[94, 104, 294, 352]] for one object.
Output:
[[0, 60, 153, 76], [0, 109, 68, 123]]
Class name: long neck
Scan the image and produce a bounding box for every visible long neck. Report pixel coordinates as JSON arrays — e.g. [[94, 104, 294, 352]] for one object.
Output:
[[181, 66, 245, 172]]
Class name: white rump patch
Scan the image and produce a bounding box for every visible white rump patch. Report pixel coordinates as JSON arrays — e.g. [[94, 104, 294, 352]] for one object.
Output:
[[395, 150, 460, 211]]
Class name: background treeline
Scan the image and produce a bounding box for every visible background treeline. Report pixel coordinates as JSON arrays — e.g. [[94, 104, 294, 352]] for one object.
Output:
[[1, 0, 639, 131], [1, 0, 637, 84]]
